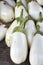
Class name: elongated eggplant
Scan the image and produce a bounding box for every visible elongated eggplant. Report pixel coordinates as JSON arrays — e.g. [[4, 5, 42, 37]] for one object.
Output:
[[29, 34, 43, 65], [10, 32, 28, 64], [25, 20, 36, 47], [5, 20, 20, 47]]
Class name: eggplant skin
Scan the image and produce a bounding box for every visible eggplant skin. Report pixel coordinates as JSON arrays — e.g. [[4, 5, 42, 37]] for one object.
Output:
[[28, 1, 43, 20], [37, 0, 43, 5], [25, 20, 36, 47], [10, 32, 28, 64], [15, 5, 28, 18], [29, 34, 43, 65], [0, 1, 15, 23], [4, 0, 16, 7], [5, 20, 20, 47]]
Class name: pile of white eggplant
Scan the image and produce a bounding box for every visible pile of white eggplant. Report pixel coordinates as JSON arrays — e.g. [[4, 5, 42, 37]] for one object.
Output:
[[0, 0, 43, 65]]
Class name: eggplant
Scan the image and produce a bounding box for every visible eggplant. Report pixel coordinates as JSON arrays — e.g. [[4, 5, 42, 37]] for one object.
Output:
[[10, 32, 28, 64], [29, 34, 43, 65], [28, 1, 43, 20], [0, 1, 15, 23], [25, 20, 36, 47]]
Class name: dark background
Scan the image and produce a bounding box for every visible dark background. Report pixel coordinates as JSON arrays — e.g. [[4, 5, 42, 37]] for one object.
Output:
[[0, 39, 30, 65]]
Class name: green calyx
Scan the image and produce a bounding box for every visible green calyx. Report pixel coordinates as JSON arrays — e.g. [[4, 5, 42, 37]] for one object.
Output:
[[20, 9, 23, 24], [39, 12, 43, 22], [34, 30, 43, 35], [13, 16, 29, 34], [5, 24, 10, 28], [27, 0, 32, 3], [13, 26, 26, 34], [5, 22, 12, 28], [0, 20, 12, 28], [16, 0, 23, 7], [34, 12, 43, 35], [34, 24, 40, 35], [14, 7, 29, 34], [36, 25, 40, 33], [16, 9, 29, 25], [20, 16, 29, 28], [35, 24, 43, 35], [16, 9, 24, 24]]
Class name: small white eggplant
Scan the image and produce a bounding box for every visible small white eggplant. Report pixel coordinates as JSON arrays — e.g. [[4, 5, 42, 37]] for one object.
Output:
[[28, 1, 43, 20], [37, 21, 43, 33], [4, 0, 15, 8], [37, 0, 43, 6], [10, 32, 28, 64], [25, 20, 36, 47], [0, 1, 15, 23], [15, 1, 28, 19], [29, 34, 43, 65], [0, 24, 7, 41], [5, 20, 20, 47]]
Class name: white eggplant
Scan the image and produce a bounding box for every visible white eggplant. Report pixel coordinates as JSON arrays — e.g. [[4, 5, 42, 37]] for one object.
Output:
[[15, 1, 28, 18], [37, 21, 43, 33], [0, 1, 15, 23], [0, 24, 7, 41], [37, 0, 43, 6], [25, 20, 36, 47], [5, 20, 20, 47], [4, 0, 15, 8], [28, 1, 43, 20], [29, 34, 43, 65], [10, 32, 28, 64]]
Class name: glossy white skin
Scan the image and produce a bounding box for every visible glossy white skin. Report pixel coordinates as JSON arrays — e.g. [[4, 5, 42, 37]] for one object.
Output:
[[37, 21, 43, 33], [25, 20, 36, 47], [0, 1, 15, 23], [29, 34, 43, 65], [15, 5, 28, 18], [4, 0, 15, 7], [37, 0, 43, 5], [0, 25, 7, 41], [5, 20, 20, 47], [10, 32, 28, 64], [28, 1, 43, 20]]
